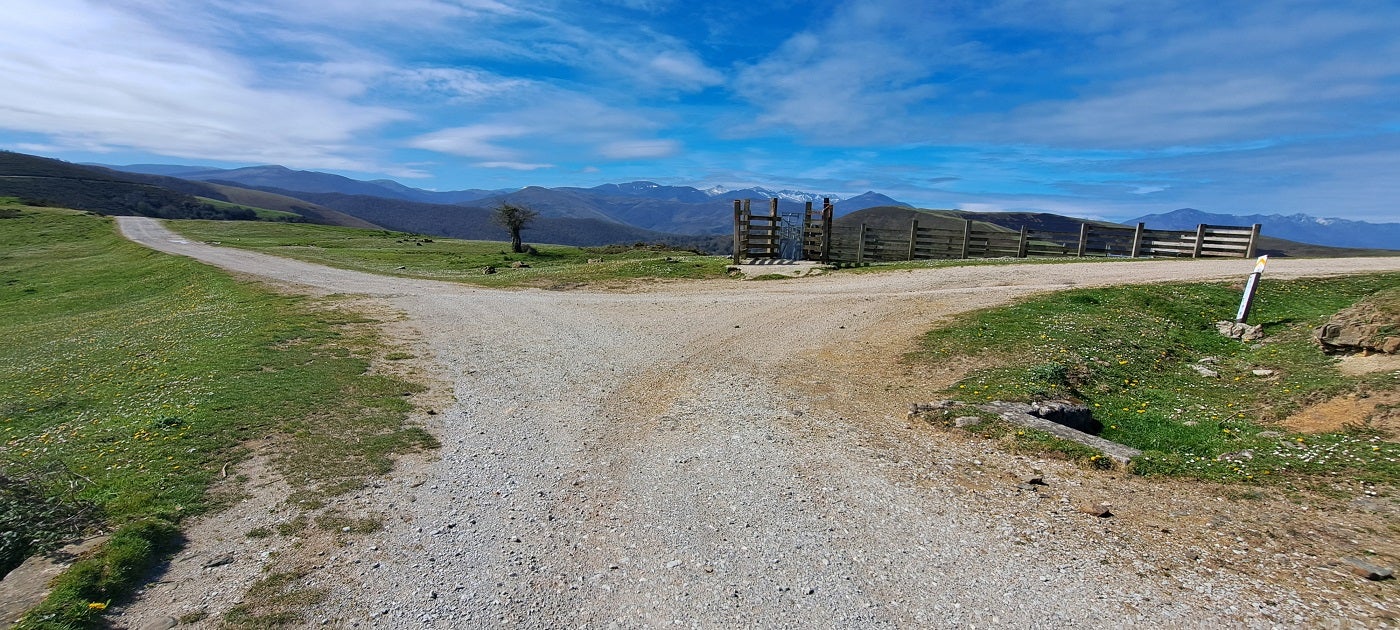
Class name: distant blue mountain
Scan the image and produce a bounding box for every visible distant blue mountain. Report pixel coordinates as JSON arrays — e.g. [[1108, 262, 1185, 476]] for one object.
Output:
[[587, 181, 713, 203], [1129, 208, 1399, 250], [833, 192, 913, 216], [96, 162, 926, 235]]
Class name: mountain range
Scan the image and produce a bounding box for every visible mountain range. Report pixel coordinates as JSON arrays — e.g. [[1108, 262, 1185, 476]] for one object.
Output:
[[1128, 208, 1400, 251], [96, 162, 910, 233], [1, 151, 1392, 254]]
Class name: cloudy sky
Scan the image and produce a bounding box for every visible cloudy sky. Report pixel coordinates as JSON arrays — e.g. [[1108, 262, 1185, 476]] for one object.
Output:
[[2, 0, 1398, 221]]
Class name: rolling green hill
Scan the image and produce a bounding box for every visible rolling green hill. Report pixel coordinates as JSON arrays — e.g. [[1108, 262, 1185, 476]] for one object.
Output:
[[834, 206, 1015, 233], [0, 151, 378, 228], [0, 152, 253, 221]]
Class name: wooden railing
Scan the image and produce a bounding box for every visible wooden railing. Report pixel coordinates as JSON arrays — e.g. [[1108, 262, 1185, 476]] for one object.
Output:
[[733, 198, 1262, 264]]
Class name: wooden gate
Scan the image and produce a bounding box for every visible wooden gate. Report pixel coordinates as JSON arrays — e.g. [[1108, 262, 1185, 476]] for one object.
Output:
[[731, 199, 780, 262]]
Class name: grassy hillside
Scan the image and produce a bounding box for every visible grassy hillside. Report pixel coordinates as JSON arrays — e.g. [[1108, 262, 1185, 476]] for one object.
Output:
[[1253, 235, 1400, 258], [835, 206, 1015, 233], [166, 220, 733, 288], [0, 151, 376, 229], [918, 273, 1400, 483], [201, 183, 381, 229], [196, 197, 303, 221], [0, 152, 251, 221], [0, 202, 433, 626], [952, 210, 1125, 233]]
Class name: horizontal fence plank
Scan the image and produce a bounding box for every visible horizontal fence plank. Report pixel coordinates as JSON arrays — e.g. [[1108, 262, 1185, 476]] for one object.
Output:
[[751, 211, 1258, 262]]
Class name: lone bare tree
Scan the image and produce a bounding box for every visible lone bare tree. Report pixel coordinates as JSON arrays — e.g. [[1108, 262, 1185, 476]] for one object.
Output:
[[492, 203, 538, 254]]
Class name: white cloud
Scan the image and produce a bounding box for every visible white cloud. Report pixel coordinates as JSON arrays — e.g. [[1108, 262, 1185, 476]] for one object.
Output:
[[475, 161, 554, 170], [409, 89, 678, 165], [210, 0, 520, 27], [389, 68, 531, 101], [407, 125, 532, 160], [733, 0, 1400, 151], [0, 0, 405, 170], [598, 139, 680, 159]]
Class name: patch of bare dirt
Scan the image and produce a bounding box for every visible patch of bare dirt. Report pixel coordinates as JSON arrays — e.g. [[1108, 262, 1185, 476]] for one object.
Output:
[[1338, 352, 1400, 376], [1282, 390, 1400, 439]]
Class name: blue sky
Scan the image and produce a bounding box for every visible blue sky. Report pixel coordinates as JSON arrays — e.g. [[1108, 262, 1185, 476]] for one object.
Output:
[[2, 0, 1398, 222]]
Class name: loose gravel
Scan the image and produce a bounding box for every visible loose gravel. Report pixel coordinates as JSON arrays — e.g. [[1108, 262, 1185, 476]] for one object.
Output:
[[113, 217, 1400, 628]]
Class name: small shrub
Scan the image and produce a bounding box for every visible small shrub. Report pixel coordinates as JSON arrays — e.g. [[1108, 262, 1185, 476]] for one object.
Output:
[[0, 461, 98, 578]]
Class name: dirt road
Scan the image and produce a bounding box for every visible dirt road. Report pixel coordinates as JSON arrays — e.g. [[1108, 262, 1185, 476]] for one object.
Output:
[[114, 217, 1400, 627]]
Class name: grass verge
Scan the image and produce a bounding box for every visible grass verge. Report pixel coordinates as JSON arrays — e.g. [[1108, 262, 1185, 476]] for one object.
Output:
[[165, 219, 732, 288], [1, 202, 436, 627], [916, 273, 1400, 484]]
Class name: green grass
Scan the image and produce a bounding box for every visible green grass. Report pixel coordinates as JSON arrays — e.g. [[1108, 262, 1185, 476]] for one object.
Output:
[[0, 202, 435, 627], [917, 273, 1400, 484], [223, 567, 328, 628], [195, 197, 303, 222], [166, 219, 733, 288]]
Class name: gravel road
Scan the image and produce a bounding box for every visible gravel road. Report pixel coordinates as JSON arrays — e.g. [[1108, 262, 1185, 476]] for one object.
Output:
[[113, 217, 1400, 628]]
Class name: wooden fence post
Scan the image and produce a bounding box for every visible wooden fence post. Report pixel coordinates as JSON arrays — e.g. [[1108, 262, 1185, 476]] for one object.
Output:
[[1192, 224, 1207, 258], [1131, 222, 1145, 258], [1077, 223, 1089, 257], [743, 199, 752, 260], [857, 223, 867, 264], [822, 198, 833, 263], [768, 198, 780, 258], [908, 219, 919, 260], [1245, 223, 1261, 258], [731, 199, 743, 264], [1017, 225, 1029, 258], [802, 201, 813, 261], [960, 219, 972, 259]]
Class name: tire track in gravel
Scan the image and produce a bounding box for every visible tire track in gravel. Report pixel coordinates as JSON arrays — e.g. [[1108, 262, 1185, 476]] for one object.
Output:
[[114, 217, 1400, 627]]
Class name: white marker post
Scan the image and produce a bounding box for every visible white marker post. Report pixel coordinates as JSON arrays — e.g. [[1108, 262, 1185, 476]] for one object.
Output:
[[1235, 255, 1268, 323]]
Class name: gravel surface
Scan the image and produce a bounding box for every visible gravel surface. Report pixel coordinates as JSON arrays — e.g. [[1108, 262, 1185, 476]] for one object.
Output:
[[113, 217, 1400, 628]]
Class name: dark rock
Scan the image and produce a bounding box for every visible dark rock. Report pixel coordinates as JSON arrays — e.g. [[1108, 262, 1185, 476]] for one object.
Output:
[[202, 552, 235, 568], [1079, 503, 1113, 518], [1028, 400, 1102, 434], [1343, 557, 1394, 581], [483, 266, 497, 275]]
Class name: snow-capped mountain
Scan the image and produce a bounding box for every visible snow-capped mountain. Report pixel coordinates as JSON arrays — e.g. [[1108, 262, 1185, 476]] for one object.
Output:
[[700, 185, 840, 204]]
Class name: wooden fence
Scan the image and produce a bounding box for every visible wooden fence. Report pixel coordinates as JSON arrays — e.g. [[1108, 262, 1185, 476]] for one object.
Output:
[[732, 198, 1261, 264]]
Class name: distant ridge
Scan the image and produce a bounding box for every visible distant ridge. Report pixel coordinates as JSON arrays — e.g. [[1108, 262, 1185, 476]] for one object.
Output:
[[0, 152, 268, 222], [99, 163, 502, 205], [1129, 208, 1399, 251], [54, 155, 1400, 254]]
